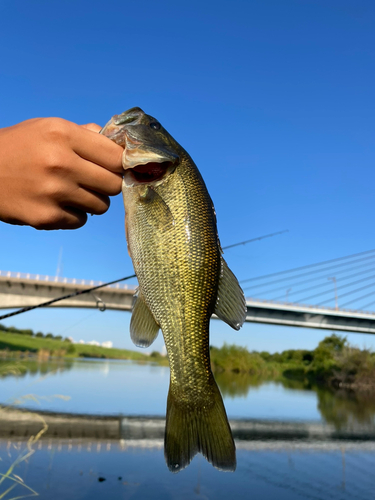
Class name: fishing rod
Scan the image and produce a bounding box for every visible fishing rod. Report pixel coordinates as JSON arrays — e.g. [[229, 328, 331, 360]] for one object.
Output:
[[0, 230, 287, 321], [0, 274, 136, 322]]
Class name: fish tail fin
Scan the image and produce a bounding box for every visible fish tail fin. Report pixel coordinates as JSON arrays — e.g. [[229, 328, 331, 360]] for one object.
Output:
[[164, 380, 236, 473]]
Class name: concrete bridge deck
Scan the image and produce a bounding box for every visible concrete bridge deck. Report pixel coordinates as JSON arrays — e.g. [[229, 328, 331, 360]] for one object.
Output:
[[0, 271, 136, 312], [2, 271, 375, 334]]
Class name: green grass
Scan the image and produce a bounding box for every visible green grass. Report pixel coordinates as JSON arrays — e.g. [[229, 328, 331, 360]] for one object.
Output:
[[0, 330, 168, 364]]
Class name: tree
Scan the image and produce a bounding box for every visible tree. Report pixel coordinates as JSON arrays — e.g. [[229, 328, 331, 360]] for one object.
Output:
[[318, 334, 347, 352], [21, 329, 34, 336]]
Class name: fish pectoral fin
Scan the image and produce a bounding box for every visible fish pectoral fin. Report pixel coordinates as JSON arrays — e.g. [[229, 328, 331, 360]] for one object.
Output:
[[214, 257, 247, 330], [139, 187, 174, 232], [130, 291, 160, 347]]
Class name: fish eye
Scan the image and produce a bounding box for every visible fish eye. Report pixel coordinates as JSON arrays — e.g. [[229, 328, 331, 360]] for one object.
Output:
[[150, 122, 161, 130]]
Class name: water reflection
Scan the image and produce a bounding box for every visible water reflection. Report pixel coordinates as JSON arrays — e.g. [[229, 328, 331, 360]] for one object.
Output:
[[0, 358, 74, 379], [316, 387, 375, 429], [1, 358, 375, 432], [215, 371, 265, 397], [215, 369, 318, 399], [216, 369, 375, 431]]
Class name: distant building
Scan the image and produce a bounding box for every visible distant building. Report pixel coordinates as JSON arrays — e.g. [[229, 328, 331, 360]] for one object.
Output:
[[102, 341, 113, 348]]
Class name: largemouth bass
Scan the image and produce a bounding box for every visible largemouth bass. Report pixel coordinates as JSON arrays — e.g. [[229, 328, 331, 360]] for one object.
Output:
[[101, 107, 246, 472]]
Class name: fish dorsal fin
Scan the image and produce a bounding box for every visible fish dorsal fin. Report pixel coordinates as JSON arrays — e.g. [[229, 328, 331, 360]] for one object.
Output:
[[214, 257, 247, 330], [130, 291, 160, 347]]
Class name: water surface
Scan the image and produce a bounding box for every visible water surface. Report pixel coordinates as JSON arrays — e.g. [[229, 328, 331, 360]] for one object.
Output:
[[1, 357, 375, 500], [0, 358, 322, 420]]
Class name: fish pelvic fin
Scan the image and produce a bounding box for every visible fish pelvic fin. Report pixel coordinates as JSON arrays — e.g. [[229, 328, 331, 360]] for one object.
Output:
[[214, 257, 247, 330], [130, 290, 160, 347], [164, 380, 236, 473]]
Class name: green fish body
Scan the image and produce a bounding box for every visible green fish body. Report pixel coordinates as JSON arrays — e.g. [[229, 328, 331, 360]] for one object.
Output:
[[101, 108, 246, 472]]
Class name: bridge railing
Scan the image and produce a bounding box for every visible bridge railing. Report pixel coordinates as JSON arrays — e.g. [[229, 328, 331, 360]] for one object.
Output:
[[0, 270, 137, 290]]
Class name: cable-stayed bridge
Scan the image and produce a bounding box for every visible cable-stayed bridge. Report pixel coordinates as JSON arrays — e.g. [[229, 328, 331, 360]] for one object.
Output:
[[2, 248, 375, 334]]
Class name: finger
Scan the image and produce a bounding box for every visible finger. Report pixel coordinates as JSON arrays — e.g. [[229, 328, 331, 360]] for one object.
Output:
[[59, 208, 88, 230], [71, 156, 123, 196], [80, 123, 102, 133], [63, 187, 111, 216], [71, 123, 124, 173], [30, 206, 88, 230]]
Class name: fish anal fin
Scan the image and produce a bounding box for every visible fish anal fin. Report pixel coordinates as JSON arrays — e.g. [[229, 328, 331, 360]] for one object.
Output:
[[130, 291, 160, 348], [165, 380, 236, 473], [214, 258, 247, 330]]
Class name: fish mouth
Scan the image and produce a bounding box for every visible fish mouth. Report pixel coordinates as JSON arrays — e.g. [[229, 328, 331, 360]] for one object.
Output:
[[123, 129, 179, 187], [123, 160, 176, 187]]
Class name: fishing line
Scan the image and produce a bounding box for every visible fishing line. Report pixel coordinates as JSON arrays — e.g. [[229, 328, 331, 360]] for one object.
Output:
[[0, 274, 136, 322], [55, 311, 98, 337], [222, 230, 288, 250]]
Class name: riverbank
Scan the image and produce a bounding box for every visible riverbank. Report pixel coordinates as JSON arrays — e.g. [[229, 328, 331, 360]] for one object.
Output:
[[1, 327, 374, 392], [0, 330, 168, 365], [210, 334, 375, 392]]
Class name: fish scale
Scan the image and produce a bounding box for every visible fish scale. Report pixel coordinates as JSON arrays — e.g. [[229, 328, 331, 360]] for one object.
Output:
[[100, 107, 246, 473], [130, 161, 218, 390]]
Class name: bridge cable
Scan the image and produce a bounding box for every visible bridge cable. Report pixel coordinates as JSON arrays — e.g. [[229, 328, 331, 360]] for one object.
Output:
[[359, 297, 375, 311], [269, 263, 375, 301], [242, 253, 375, 291], [297, 273, 375, 305], [0, 274, 136, 322], [340, 287, 375, 309], [316, 279, 375, 307], [240, 248, 375, 284]]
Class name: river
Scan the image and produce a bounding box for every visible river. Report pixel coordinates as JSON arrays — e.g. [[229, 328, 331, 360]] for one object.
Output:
[[0, 357, 375, 499]]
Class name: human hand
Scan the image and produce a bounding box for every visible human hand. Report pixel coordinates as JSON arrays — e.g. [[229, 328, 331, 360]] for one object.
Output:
[[0, 117, 124, 230]]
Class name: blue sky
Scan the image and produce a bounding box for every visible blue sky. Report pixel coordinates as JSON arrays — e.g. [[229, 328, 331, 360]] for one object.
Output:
[[1, 0, 375, 353]]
